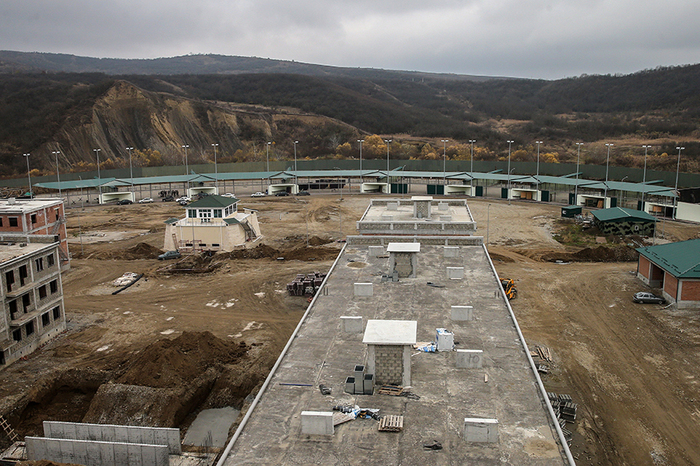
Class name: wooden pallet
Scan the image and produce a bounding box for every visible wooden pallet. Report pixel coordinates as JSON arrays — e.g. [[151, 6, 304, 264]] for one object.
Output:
[[377, 385, 403, 396], [378, 415, 404, 432]]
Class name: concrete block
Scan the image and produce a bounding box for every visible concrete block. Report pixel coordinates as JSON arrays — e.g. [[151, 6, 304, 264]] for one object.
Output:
[[456, 349, 483, 368], [354, 282, 373, 297], [387, 202, 399, 211], [451, 305, 473, 321], [438, 202, 449, 211], [368, 245, 385, 257], [86, 424, 101, 441], [381, 214, 394, 221], [113, 442, 129, 465], [443, 246, 459, 257], [363, 374, 374, 395], [436, 328, 454, 352], [115, 425, 129, 443], [101, 441, 115, 465], [464, 418, 499, 443], [86, 441, 102, 465], [440, 215, 452, 222], [344, 376, 356, 394], [26, 437, 46, 461], [341, 316, 363, 334], [301, 411, 334, 435], [447, 266, 464, 279], [59, 438, 74, 463], [73, 440, 88, 465]]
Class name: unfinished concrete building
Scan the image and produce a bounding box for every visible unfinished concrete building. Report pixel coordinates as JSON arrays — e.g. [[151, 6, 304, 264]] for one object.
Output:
[[163, 195, 261, 253], [0, 235, 66, 366], [218, 197, 573, 465], [0, 198, 69, 269]]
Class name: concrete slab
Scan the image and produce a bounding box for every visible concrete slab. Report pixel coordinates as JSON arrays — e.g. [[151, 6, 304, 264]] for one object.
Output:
[[362, 320, 417, 345], [183, 407, 240, 448]]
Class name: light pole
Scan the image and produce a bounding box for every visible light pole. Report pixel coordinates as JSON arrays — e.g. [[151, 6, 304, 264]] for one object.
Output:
[[182, 144, 190, 193], [212, 143, 219, 193], [642, 144, 651, 208], [266, 142, 272, 173], [93, 148, 101, 201], [357, 139, 364, 183], [52, 150, 62, 198], [604, 143, 613, 203], [535, 141, 543, 178], [575, 143, 583, 205], [674, 146, 684, 219], [293, 140, 299, 184], [486, 203, 491, 247], [469, 139, 476, 174], [384, 139, 392, 174], [23, 153, 32, 199], [507, 140, 514, 205], [126, 147, 134, 187], [441, 139, 449, 185]]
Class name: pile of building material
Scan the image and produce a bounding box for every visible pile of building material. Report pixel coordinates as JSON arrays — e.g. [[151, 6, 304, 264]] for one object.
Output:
[[547, 392, 578, 444], [287, 272, 326, 296]]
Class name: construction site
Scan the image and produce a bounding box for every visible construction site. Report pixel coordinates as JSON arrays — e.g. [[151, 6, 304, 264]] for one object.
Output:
[[0, 191, 699, 466]]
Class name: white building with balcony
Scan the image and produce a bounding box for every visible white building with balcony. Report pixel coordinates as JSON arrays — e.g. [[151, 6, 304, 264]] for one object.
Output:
[[163, 195, 261, 252]]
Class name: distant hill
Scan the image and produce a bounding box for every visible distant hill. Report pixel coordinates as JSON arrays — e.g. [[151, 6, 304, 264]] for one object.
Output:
[[0, 51, 698, 179], [0, 50, 499, 82]]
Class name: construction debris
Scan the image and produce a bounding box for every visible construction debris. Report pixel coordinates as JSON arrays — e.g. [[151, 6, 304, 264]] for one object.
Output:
[[423, 440, 443, 450], [287, 271, 326, 296], [378, 385, 404, 396], [319, 384, 332, 395], [547, 392, 579, 444], [378, 415, 404, 432]]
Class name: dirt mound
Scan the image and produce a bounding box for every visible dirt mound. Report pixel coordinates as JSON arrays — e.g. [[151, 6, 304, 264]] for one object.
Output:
[[222, 243, 340, 262], [116, 331, 248, 389], [226, 244, 280, 260], [84, 242, 163, 260], [308, 235, 332, 246], [541, 245, 639, 263]]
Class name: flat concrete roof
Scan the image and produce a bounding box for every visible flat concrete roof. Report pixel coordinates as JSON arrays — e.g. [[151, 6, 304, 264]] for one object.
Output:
[[360, 199, 474, 224], [0, 198, 62, 213], [387, 242, 420, 253], [363, 320, 417, 345], [0, 243, 50, 265], [221, 243, 567, 465]]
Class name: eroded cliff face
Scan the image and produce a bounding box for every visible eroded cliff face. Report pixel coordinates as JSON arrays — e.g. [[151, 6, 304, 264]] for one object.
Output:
[[48, 80, 262, 167]]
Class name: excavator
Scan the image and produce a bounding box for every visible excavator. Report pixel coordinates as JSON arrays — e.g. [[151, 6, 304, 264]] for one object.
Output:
[[500, 278, 517, 300]]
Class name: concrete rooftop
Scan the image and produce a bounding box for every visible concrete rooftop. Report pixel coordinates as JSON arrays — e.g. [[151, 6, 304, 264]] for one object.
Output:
[[0, 242, 50, 265], [221, 242, 567, 465]]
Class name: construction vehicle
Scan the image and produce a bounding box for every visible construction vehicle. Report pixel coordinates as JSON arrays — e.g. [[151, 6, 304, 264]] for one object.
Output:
[[500, 278, 517, 300]]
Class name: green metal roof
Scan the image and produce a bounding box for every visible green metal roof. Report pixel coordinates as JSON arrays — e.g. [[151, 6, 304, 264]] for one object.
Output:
[[592, 207, 657, 223], [164, 217, 179, 225], [186, 194, 239, 209], [637, 239, 700, 278], [34, 177, 127, 190], [224, 218, 241, 225]]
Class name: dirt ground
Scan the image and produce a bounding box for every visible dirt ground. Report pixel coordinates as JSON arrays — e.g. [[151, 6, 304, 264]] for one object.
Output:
[[1, 193, 699, 466]]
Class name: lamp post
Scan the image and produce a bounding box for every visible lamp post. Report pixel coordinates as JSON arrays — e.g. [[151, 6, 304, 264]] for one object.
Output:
[[126, 147, 134, 187], [575, 143, 583, 205], [51, 150, 62, 199], [441, 139, 449, 185], [293, 140, 299, 184], [486, 203, 491, 247], [674, 146, 684, 219], [266, 142, 272, 173], [181, 144, 190, 193], [641, 144, 651, 208], [604, 143, 613, 203], [469, 139, 476, 174], [384, 139, 392, 174], [357, 139, 364, 183], [23, 153, 32, 199], [93, 148, 101, 201], [535, 141, 543, 178], [211, 143, 219, 193], [506, 140, 514, 205]]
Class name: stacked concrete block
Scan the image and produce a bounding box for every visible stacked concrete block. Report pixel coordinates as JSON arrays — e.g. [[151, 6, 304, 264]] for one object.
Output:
[[447, 266, 465, 279], [443, 246, 459, 257], [463, 418, 499, 443], [451, 305, 473, 321], [381, 215, 394, 221], [440, 215, 453, 222], [455, 349, 483, 368], [340, 316, 363, 333], [354, 282, 373, 297], [374, 345, 404, 385], [301, 412, 334, 435], [387, 202, 399, 211], [368, 245, 385, 257], [437, 202, 449, 211]]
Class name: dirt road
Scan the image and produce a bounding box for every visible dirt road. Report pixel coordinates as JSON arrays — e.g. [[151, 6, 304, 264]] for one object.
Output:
[[1, 194, 699, 466]]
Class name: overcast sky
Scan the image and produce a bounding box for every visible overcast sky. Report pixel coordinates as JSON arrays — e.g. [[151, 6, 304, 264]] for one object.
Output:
[[2, 0, 700, 79]]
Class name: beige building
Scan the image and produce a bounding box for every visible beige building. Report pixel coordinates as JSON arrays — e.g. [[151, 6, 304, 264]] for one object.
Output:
[[163, 195, 261, 252], [1, 235, 66, 366]]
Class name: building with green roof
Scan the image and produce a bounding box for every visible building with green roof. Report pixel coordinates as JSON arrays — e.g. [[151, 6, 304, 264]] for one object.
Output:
[[636, 239, 700, 309], [163, 195, 261, 252], [592, 207, 657, 236]]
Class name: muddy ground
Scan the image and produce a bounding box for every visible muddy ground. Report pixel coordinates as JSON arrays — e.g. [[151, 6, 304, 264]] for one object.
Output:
[[1, 193, 699, 466]]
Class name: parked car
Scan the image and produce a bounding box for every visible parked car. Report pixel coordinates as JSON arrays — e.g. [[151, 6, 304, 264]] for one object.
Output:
[[221, 193, 237, 198], [178, 199, 189, 206], [633, 292, 665, 304], [251, 192, 266, 197], [296, 191, 310, 196], [162, 195, 175, 202], [116, 199, 133, 205], [138, 197, 154, 204], [175, 196, 191, 203], [158, 250, 181, 260], [275, 191, 290, 197]]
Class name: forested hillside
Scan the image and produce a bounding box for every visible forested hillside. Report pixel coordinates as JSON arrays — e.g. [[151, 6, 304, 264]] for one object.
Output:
[[0, 53, 698, 178]]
